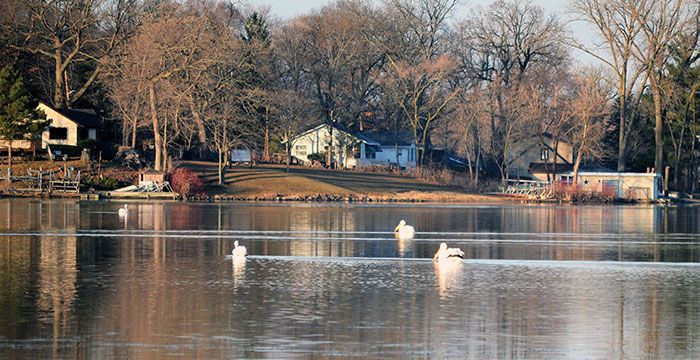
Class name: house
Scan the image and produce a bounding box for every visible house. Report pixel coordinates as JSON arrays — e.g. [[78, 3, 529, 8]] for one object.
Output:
[[287, 124, 417, 169], [509, 135, 574, 180], [37, 101, 99, 149]]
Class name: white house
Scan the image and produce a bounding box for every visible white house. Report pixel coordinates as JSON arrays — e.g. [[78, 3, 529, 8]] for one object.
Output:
[[38, 101, 99, 149], [287, 124, 417, 169]]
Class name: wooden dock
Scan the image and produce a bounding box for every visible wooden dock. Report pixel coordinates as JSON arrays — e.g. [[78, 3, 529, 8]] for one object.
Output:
[[101, 191, 181, 200]]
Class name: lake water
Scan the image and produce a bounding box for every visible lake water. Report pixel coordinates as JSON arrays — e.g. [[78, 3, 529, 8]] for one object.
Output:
[[0, 199, 699, 359]]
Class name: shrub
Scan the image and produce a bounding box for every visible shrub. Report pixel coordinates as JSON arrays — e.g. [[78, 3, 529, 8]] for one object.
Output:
[[169, 167, 204, 196], [82, 176, 127, 191], [307, 152, 326, 163], [600, 183, 617, 202], [77, 139, 97, 150]]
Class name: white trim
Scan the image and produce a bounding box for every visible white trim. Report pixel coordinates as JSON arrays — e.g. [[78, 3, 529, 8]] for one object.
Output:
[[563, 171, 660, 177]]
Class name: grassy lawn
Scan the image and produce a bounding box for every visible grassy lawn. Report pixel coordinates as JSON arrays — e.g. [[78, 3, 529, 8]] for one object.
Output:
[[184, 161, 503, 202]]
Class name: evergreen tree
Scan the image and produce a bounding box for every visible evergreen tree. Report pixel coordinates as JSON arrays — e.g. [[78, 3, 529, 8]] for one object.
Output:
[[0, 65, 47, 169], [241, 12, 274, 161]]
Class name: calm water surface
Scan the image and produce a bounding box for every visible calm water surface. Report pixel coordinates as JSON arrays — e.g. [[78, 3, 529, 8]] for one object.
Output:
[[0, 199, 699, 359]]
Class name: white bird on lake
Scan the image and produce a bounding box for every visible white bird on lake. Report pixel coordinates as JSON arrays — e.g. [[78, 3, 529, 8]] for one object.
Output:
[[394, 220, 415, 239], [433, 243, 465, 262], [118, 205, 129, 217], [232, 240, 247, 257]]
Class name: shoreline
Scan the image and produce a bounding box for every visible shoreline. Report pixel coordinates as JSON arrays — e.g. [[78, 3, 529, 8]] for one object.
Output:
[[0, 189, 667, 205]]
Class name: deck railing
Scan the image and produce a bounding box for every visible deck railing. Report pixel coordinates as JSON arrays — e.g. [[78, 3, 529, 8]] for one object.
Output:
[[503, 179, 553, 198]]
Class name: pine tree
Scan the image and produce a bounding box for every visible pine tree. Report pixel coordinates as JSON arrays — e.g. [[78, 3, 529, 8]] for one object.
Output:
[[241, 12, 273, 161], [0, 65, 47, 169]]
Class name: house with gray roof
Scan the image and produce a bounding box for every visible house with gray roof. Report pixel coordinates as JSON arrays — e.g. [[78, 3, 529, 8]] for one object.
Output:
[[287, 124, 417, 169]]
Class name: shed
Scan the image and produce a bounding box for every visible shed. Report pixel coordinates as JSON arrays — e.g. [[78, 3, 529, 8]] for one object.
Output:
[[566, 172, 662, 201], [139, 170, 166, 184]]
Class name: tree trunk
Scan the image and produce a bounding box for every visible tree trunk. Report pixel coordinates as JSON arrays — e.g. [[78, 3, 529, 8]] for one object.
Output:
[[149, 82, 162, 171], [188, 99, 207, 144], [617, 91, 627, 172], [263, 126, 270, 162], [131, 122, 137, 149], [653, 87, 663, 176], [54, 50, 66, 109], [573, 145, 585, 185], [162, 113, 169, 172], [327, 123, 333, 169], [218, 150, 224, 184], [285, 139, 291, 172], [122, 119, 128, 146], [7, 142, 12, 168]]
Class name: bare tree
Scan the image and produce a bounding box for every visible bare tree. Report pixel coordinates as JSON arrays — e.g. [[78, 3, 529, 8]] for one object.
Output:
[[382, 55, 460, 165], [567, 69, 612, 183], [570, 0, 649, 171], [2, 0, 137, 108], [108, 2, 226, 171], [459, 0, 567, 180], [268, 90, 313, 170], [373, 0, 461, 166], [282, 1, 386, 168]]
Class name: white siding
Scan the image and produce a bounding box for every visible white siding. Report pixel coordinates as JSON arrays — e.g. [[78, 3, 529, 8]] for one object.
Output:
[[38, 103, 80, 148]]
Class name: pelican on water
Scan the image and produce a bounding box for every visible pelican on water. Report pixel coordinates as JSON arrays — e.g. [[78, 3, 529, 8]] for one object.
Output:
[[118, 205, 129, 216], [433, 243, 464, 262], [232, 240, 247, 257], [394, 220, 415, 239]]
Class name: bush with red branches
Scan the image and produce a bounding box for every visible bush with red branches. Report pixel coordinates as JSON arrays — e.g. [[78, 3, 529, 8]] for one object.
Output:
[[169, 167, 204, 196]]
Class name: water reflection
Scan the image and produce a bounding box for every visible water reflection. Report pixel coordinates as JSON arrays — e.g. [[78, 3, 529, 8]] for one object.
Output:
[[433, 259, 463, 300], [231, 257, 246, 289], [0, 199, 699, 358]]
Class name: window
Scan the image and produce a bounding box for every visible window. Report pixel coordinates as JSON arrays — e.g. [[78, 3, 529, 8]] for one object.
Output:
[[540, 148, 550, 161], [352, 146, 361, 158], [295, 144, 307, 156], [49, 127, 68, 140], [365, 148, 376, 159]]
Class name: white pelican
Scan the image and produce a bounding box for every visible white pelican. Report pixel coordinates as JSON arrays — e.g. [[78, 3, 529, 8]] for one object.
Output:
[[118, 205, 129, 216], [433, 243, 464, 262], [232, 240, 247, 257], [394, 220, 415, 239]]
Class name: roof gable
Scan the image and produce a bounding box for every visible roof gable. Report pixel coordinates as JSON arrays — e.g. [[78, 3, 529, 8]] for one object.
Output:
[[290, 123, 380, 146], [39, 101, 100, 128]]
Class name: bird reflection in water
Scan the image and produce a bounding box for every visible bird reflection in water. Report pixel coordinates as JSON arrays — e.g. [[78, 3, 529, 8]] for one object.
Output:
[[231, 257, 246, 289], [396, 237, 415, 258], [434, 259, 464, 300]]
